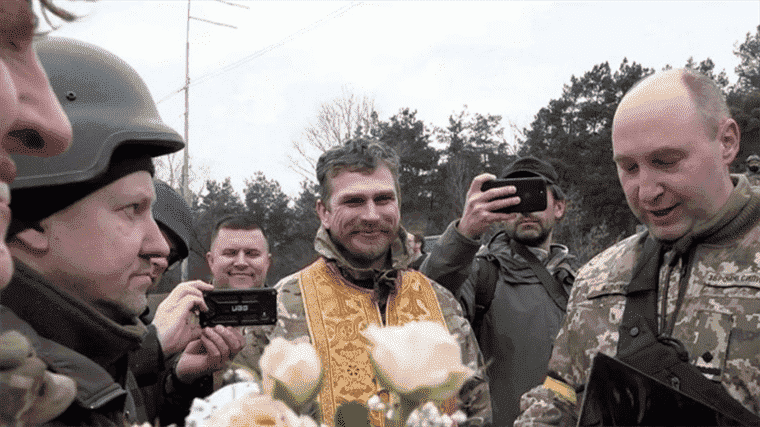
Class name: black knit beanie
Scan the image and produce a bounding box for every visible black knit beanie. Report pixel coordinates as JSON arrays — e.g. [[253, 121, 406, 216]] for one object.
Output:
[[9, 146, 155, 237]]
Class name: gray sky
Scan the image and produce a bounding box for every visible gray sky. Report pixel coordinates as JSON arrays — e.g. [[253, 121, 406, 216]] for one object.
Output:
[[50, 1, 760, 198]]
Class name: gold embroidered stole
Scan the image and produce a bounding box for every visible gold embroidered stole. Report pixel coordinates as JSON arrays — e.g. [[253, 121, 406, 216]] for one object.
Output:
[[298, 258, 447, 427]]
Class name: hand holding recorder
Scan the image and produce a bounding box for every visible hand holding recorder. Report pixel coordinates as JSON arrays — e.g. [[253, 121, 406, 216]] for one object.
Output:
[[153, 280, 212, 357], [154, 282, 277, 384]]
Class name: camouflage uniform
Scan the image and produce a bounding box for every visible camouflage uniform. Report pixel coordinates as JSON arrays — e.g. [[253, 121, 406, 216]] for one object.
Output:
[[271, 226, 492, 425], [515, 175, 760, 426], [214, 325, 274, 388], [746, 172, 760, 187], [746, 154, 760, 186]]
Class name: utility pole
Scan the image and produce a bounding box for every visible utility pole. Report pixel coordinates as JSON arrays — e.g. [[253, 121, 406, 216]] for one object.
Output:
[[182, 0, 191, 209], [180, 0, 248, 281]]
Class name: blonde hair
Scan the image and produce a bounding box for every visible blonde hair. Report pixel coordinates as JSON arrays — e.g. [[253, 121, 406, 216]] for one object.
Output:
[[36, 0, 77, 30]]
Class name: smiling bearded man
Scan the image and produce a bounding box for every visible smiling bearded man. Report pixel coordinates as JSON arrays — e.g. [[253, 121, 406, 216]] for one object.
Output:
[[268, 138, 492, 427]]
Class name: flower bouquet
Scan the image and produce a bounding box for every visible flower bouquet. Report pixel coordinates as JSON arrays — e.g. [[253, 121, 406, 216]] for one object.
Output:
[[186, 321, 474, 427]]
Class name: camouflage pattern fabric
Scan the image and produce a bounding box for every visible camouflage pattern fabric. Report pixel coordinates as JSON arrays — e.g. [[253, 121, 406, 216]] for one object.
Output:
[[746, 171, 760, 187], [214, 325, 274, 388], [515, 175, 760, 426], [746, 154, 760, 187], [270, 226, 492, 426]]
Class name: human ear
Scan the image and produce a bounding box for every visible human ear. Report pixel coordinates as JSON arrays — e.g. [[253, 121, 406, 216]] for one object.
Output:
[[719, 118, 741, 165], [10, 227, 50, 254], [316, 199, 331, 230], [553, 199, 567, 220]]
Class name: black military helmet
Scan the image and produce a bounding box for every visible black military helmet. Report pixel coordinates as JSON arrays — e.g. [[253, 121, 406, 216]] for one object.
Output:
[[153, 180, 192, 265], [11, 36, 184, 190], [8, 37, 184, 236]]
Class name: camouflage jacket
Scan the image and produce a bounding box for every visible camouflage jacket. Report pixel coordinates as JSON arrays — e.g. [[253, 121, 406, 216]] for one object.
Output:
[[746, 171, 760, 187], [516, 175, 760, 426], [215, 324, 274, 388], [271, 226, 492, 425]]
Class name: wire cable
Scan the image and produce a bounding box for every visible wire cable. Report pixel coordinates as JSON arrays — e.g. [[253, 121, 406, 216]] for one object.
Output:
[[157, 1, 363, 105]]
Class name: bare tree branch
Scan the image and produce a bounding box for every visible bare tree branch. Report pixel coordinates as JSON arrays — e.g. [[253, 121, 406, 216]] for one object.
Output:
[[288, 87, 378, 182], [154, 151, 208, 195]]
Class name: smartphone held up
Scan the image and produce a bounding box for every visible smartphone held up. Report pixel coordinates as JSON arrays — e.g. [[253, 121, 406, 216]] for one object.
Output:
[[199, 288, 278, 327], [481, 177, 547, 214]]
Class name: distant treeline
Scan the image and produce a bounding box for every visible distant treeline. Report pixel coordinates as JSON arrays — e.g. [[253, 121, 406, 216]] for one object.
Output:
[[157, 26, 760, 289]]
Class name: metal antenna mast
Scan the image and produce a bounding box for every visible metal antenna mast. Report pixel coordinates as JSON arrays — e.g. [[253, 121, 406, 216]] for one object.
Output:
[[181, 0, 248, 281]]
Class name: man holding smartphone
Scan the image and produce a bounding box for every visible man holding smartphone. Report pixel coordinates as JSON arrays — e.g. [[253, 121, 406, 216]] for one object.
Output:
[[420, 156, 579, 426], [202, 215, 275, 389]]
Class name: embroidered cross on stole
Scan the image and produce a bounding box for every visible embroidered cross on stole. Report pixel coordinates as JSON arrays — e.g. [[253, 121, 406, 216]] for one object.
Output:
[[298, 258, 449, 427]]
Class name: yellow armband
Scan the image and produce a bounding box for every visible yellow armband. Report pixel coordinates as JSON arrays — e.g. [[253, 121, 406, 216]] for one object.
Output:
[[543, 376, 577, 404]]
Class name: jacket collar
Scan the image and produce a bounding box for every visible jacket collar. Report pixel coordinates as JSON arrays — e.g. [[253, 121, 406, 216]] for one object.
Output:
[[665, 174, 759, 253], [1, 262, 147, 369], [487, 230, 574, 265], [0, 306, 129, 410], [313, 225, 415, 281]]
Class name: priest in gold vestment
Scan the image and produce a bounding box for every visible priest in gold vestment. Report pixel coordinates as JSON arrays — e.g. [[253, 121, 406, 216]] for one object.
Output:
[[269, 139, 492, 427]]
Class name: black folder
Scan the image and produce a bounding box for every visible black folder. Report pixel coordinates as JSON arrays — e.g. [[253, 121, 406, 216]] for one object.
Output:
[[577, 353, 748, 426]]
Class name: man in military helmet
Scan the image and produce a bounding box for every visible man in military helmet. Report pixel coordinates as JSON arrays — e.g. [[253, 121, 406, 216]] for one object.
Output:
[[144, 181, 208, 360], [149, 180, 194, 293], [270, 138, 492, 426], [134, 180, 236, 425], [143, 180, 212, 361], [516, 69, 760, 425], [746, 154, 760, 186], [1, 37, 244, 426]]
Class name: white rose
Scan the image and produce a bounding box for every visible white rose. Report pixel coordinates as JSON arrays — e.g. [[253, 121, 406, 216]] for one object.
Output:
[[362, 321, 474, 404], [259, 336, 323, 411], [207, 393, 320, 427]]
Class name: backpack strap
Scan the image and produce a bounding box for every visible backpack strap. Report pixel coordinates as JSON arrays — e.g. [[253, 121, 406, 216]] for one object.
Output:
[[510, 239, 569, 311], [471, 253, 500, 333]]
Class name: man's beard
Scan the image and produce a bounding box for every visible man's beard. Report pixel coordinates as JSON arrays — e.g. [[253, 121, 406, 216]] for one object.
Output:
[[330, 230, 392, 269], [510, 224, 551, 248], [342, 236, 390, 268]]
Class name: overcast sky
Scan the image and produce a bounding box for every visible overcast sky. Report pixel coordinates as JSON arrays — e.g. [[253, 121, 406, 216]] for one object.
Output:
[[48, 1, 760, 198]]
